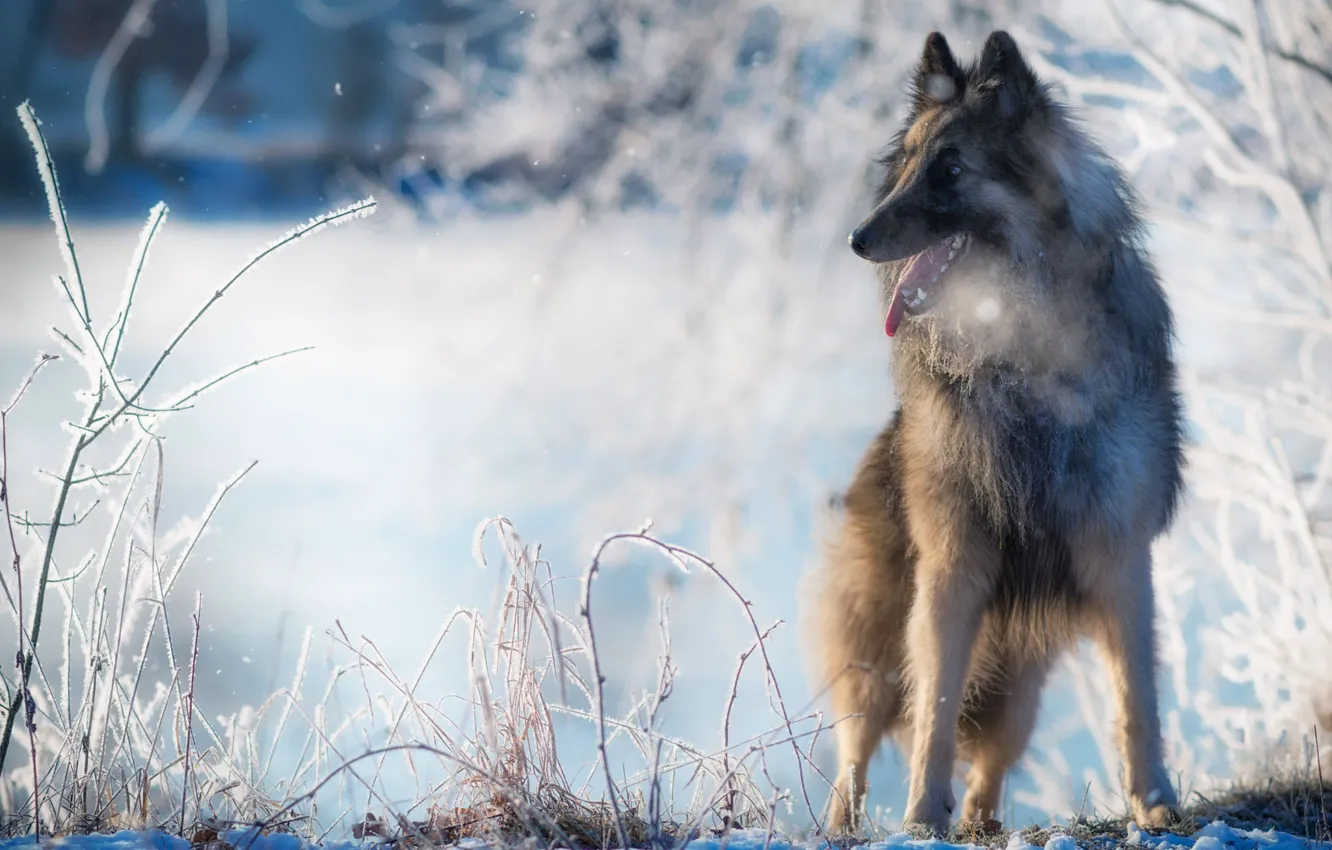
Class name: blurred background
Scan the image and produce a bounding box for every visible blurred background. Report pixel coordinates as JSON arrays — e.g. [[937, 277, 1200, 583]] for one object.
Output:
[[1, 0, 1331, 834]]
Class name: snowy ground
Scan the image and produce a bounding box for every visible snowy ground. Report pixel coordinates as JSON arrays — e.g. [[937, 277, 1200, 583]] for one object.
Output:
[[1, 822, 1328, 850], [0, 197, 1314, 830]]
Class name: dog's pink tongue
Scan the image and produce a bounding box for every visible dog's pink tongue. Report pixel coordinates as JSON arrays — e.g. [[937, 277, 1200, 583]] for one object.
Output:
[[885, 288, 906, 337], [885, 240, 953, 337]]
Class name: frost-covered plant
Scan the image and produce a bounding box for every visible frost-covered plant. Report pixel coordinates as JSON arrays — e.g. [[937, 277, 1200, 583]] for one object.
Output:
[[1008, 0, 1332, 812], [0, 101, 376, 835], [378, 0, 1332, 822], [26, 0, 1331, 834], [2, 99, 819, 843]]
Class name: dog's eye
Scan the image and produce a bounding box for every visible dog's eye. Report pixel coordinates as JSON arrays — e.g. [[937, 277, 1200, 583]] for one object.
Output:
[[928, 149, 964, 185]]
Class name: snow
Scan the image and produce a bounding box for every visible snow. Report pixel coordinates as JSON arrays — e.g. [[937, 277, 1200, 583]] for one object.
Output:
[[0, 831, 363, 850], [1123, 821, 1330, 850], [2, 823, 1325, 850], [0, 203, 1314, 829], [3, 4, 1331, 823]]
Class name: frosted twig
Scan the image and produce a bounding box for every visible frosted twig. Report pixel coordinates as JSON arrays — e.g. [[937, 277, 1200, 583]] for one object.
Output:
[[2, 355, 59, 419], [1317, 726, 1329, 840], [581, 525, 822, 835], [581, 531, 656, 850], [162, 346, 316, 412], [672, 719, 842, 847], [1237, 0, 1287, 172], [142, 0, 229, 154], [18, 102, 89, 321], [1140, 0, 1332, 85], [1101, 0, 1330, 282], [720, 621, 781, 829], [296, 0, 400, 28], [1, 355, 56, 840], [258, 627, 313, 786], [180, 593, 201, 835], [88, 198, 377, 429], [109, 202, 168, 367], [83, 0, 161, 174]]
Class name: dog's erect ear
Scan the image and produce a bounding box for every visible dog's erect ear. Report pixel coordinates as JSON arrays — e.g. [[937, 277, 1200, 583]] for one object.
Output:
[[976, 31, 1039, 120], [913, 32, 964, 108]]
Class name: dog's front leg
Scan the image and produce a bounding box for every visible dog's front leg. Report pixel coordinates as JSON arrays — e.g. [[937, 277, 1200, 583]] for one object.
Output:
[[1077, 535, 1179, 828], [901, 521, 995, 835]]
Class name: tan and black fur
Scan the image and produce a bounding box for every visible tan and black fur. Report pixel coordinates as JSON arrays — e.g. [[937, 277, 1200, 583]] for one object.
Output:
[[805, 31, 1185, 835]]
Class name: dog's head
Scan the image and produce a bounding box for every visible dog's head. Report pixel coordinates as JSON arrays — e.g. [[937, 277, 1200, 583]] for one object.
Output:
[[851, 31, 1124, 337]]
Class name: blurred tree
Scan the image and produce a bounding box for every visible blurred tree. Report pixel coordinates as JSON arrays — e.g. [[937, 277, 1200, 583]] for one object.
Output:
[[41, 0, 258, 163]]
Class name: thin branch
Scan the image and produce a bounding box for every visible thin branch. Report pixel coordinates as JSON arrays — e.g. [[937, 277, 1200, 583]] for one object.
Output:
[[2, 356, 57, 420], [142, 0, 228, 153], [110, 203, 168, 368], [720, 621, 781, 828], [580, 534, 634, 850], [1145, 0, 1332, 85], [161, 346, 316, 412], [180, 593, 201, 835], [84, 0, 161, 173], [86, 198, 376, 438], [2, 403, 41, 843], [1102, 0, 1331, 282], [19, 103, 90, 322], [48, 328, 84, 357]]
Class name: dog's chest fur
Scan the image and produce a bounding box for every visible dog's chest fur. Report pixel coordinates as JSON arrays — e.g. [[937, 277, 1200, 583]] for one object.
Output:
[[912, 366, 1121, 527], [895, 358, 1154, 635]]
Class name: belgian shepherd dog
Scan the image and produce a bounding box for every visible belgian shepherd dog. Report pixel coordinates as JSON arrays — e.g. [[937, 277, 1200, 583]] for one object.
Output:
[[805, 31, 1185, 835]]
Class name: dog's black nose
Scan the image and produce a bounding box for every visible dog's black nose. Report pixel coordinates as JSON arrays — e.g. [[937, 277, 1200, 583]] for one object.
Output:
[[849, 230, 869, 258]]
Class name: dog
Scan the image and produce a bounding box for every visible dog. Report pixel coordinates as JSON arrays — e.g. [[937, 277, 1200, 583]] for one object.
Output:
[[804, 30, 1185, 836]]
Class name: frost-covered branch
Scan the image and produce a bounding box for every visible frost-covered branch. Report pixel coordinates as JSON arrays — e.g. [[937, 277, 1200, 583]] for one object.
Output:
[[0, 103, 377, 832]]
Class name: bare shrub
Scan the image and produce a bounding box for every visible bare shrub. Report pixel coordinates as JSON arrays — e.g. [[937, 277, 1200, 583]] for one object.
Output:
[[0, 101, 377, 835]]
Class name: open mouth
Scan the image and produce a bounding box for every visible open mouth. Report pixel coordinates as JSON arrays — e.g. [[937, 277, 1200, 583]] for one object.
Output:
[[885, 233, 973, 337]]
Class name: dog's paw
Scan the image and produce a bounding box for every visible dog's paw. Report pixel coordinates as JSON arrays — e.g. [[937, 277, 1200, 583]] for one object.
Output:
[[960, 788, 1000, 826], [824, 770, 867, 836], [825, 798, 859, 836], [902, 817, 950, 839], [903, 786, 954, 837], [1132, 802, 1180, 831], [1130, 783, 1181, 831], [953, 818, 1005, 842]]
